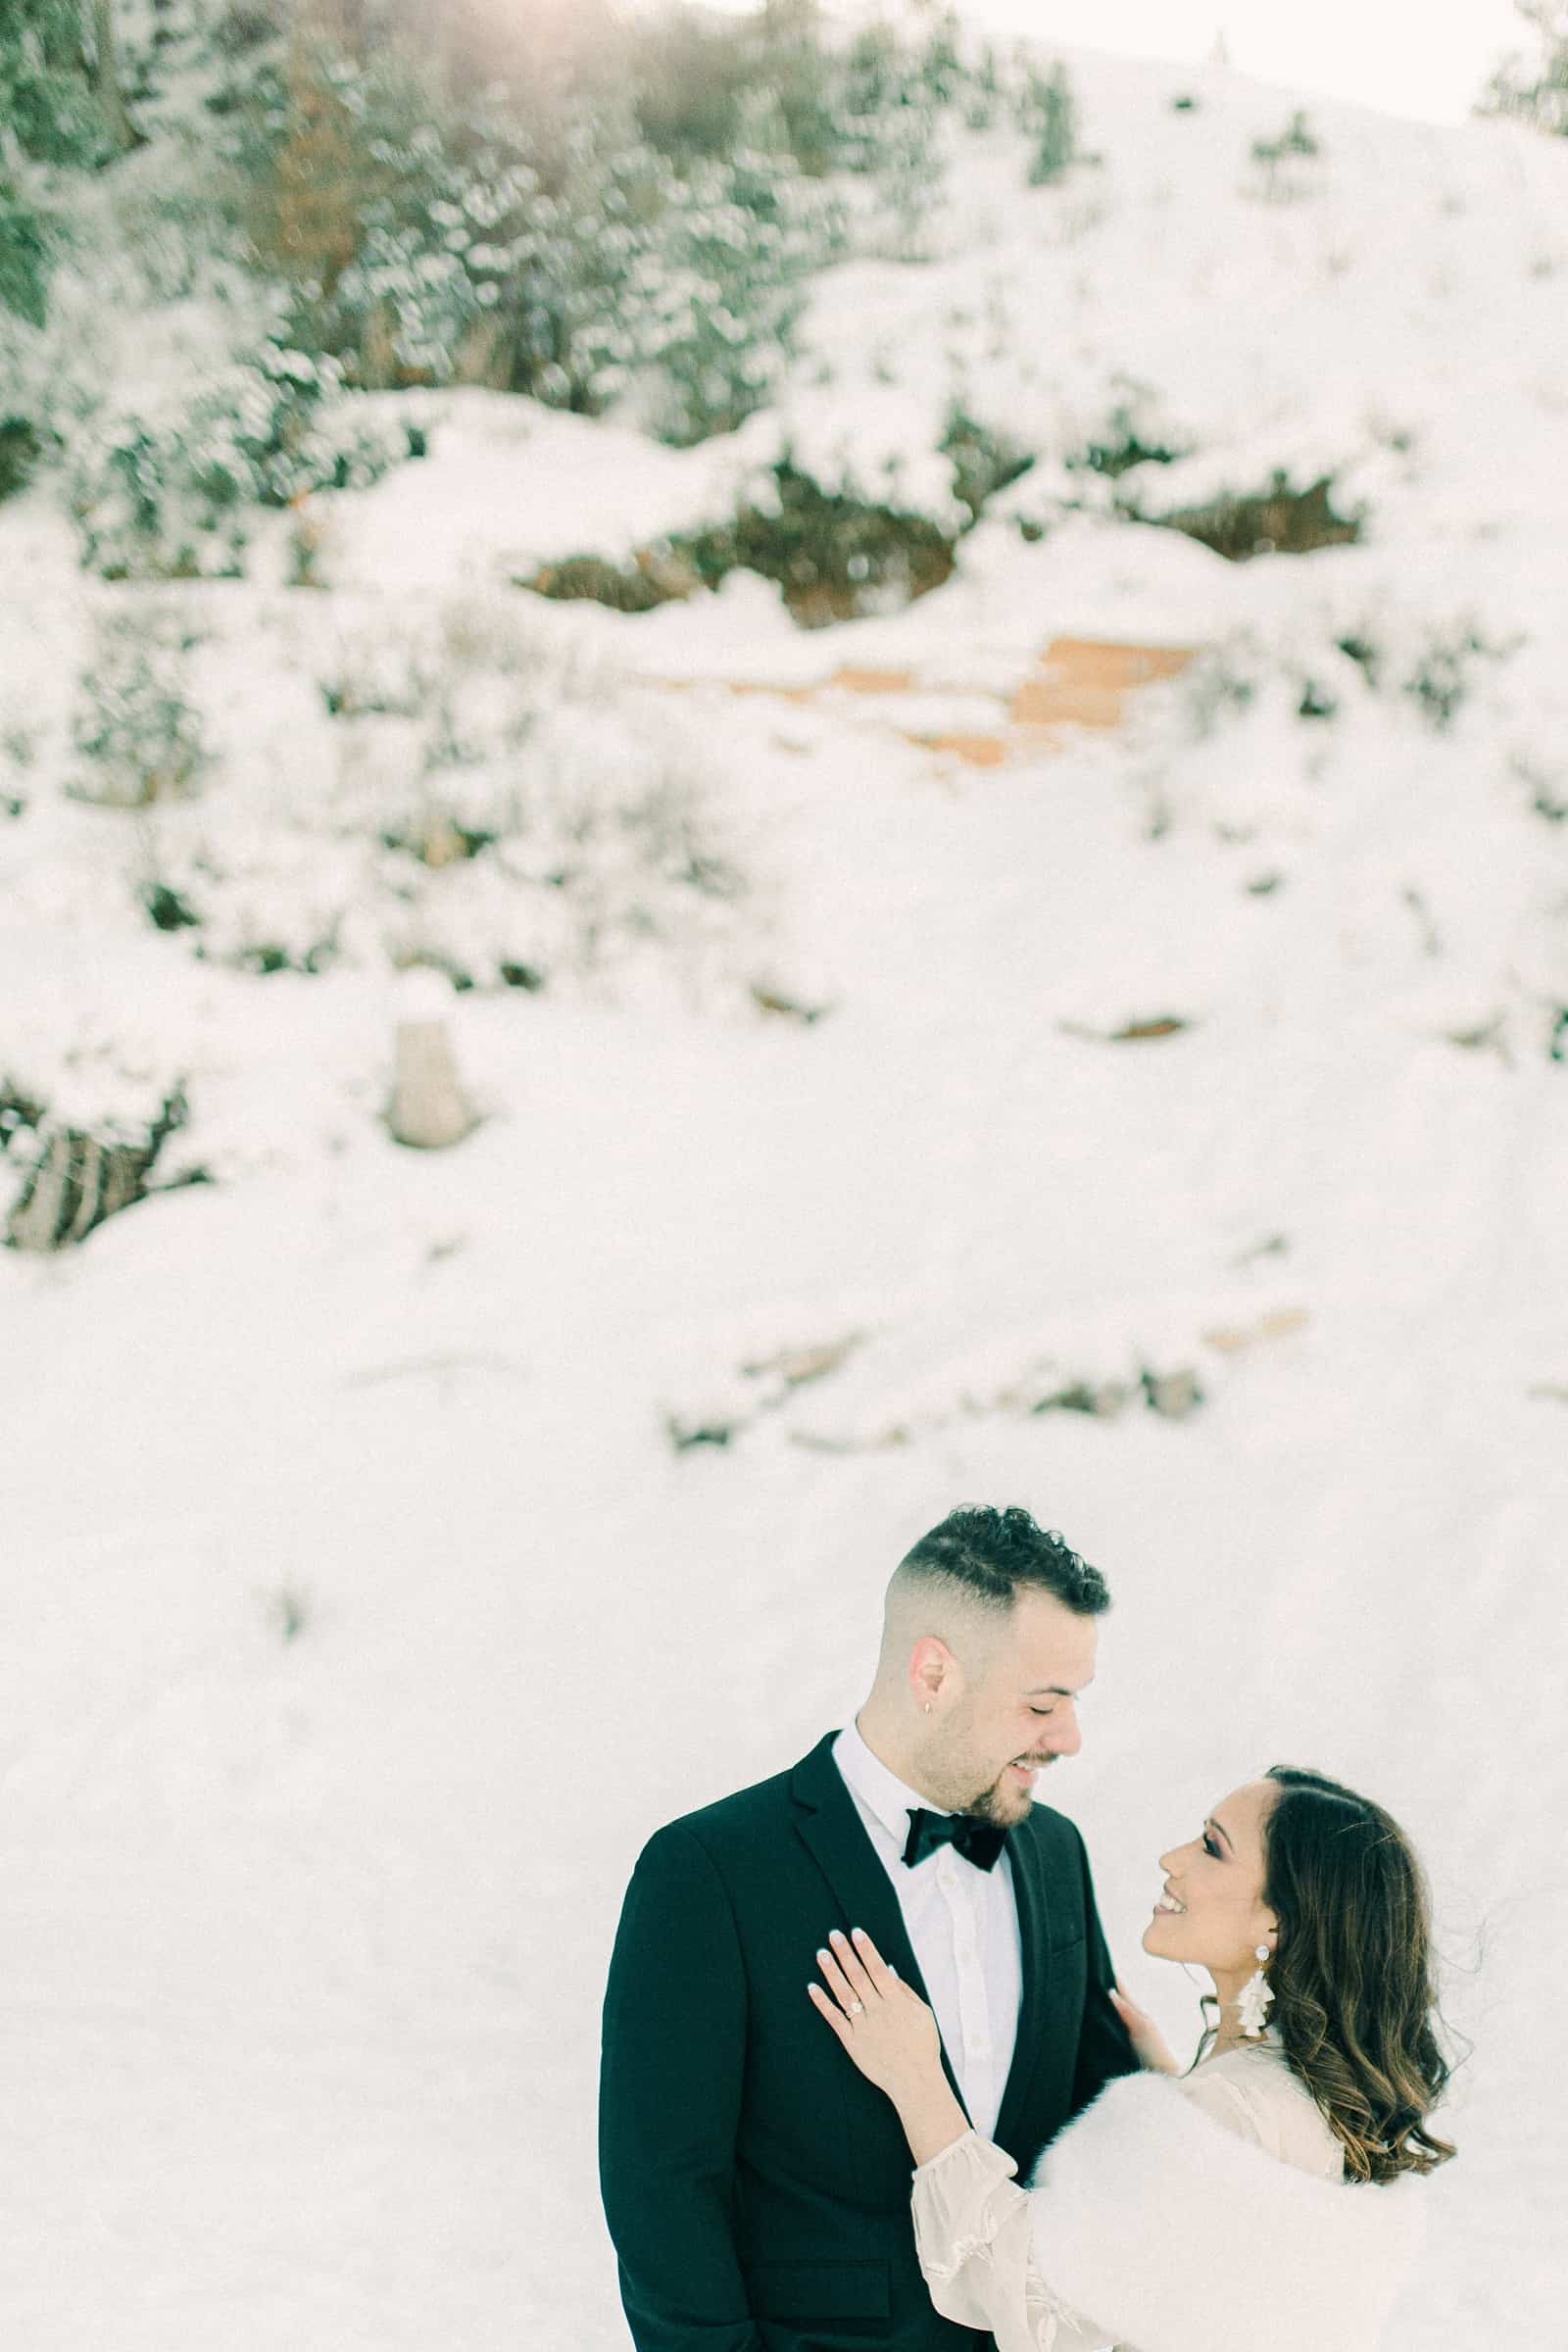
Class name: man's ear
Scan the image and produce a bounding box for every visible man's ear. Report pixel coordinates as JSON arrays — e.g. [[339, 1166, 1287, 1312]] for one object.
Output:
[[908, 1634, 951, 1706]]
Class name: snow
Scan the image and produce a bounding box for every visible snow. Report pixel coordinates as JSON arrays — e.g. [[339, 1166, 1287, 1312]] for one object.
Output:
[[314, 393, 760, 597], [2, 29, 1567, 2352]]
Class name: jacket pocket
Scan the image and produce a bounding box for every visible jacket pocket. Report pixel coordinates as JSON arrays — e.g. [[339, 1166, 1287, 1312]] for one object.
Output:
[[746, 2259, 892, 2322]]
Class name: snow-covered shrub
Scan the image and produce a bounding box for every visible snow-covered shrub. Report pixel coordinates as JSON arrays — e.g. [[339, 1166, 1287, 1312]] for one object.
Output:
[[1133, 470, 1361, 561], [836, 20, 921, 152], [64, 338, 413, 579], [0, 1076, 47, 1154], [511, 711, 748, 973], [940, 406, 1035, 523], [1178, 643, 1261, 739], [528, 461, 958, 628], [1069, 384, 1188, 478], [961, 42, 1004, 132], [105, 587, 754, 999], [211, 1, 283, 61], [1247, 111, 1321, 202], [141, 876, 202, 933], [203, 695, 746, 995], [109, 179, 238, 306], [318, 633, 442, 718], [1173, 606, 1520, 751], [1512, 748, 1568, 824], [70, 611, 212, 807], [5, 1087, 194, 1253], [516, 549, 685, 615], [1287, 612, 1514, 731], [0, 413, 41, 501], [1, 710, 37, 799], [689, 462, 957, 624], [1020, 61, 1079, 186], [914, 10, 966, 107], [1400, 621, 1507, 731]]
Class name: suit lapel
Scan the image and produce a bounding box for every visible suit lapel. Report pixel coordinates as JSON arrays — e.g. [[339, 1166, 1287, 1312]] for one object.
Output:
[[992, 1813, 1053, 2154], [789, 1734, 974, 2125]]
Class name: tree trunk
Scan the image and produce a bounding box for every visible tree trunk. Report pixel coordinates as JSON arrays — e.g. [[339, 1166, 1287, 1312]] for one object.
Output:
[[83, 0, 138, 154]]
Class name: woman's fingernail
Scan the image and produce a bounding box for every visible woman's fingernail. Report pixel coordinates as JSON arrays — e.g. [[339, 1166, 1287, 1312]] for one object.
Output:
[[816, 1948, 829, 1962], [829, 1930, 847, 1945]]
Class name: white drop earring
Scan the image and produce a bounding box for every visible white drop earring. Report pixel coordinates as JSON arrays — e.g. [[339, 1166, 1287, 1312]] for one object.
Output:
[[1238, 1943, 1274, 2038]]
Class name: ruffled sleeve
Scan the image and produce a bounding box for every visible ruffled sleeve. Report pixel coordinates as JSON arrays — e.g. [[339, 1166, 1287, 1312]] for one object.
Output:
[[911, 2132, 1118, 2352]]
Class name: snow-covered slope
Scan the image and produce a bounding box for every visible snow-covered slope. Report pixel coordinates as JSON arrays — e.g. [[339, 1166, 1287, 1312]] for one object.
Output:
[[1, 35, 1565, 2352]]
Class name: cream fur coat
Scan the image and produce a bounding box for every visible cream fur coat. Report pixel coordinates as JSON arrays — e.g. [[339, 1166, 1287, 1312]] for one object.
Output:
[[911, 2051, 1427, 2352]]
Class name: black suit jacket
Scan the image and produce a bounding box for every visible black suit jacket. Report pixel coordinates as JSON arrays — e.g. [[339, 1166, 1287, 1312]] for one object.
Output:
[[599, 1733, 1137, 2352]]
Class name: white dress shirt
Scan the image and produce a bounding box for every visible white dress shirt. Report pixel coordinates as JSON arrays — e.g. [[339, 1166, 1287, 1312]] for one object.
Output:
[[832, 1719, 1023, 2139]]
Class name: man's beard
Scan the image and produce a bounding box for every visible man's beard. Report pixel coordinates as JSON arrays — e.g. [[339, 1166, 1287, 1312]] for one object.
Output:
[[965, 1757, 1054, 1824]]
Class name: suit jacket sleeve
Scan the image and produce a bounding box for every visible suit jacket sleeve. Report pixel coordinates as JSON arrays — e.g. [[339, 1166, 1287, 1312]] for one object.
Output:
[[599, 1823, 764, 2352], [1066, 1826, 1140, 2116]]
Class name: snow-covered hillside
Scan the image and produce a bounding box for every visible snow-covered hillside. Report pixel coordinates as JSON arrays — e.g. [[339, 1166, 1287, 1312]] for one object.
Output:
[[1, 28, 1565, 2352]]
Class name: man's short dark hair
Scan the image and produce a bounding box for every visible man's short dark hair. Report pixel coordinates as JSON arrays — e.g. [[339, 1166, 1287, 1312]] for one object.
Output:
[[898, 1505, 1110, 1615]]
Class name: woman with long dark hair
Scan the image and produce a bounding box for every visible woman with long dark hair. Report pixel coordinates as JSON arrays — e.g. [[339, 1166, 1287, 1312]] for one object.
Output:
[[805, 1765, 1452, 2352]]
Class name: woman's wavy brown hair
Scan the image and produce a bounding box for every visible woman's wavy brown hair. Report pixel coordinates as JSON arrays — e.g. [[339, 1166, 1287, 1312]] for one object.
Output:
[[1259, 1766, 1455, 2182]]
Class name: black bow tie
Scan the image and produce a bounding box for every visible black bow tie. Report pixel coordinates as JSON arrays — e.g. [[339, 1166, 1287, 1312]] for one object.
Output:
[[903, 1808, 1007, 1873]]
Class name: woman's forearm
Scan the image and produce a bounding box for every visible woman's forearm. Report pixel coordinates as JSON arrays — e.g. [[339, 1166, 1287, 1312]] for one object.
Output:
[[890, 2065, 972, 2167]]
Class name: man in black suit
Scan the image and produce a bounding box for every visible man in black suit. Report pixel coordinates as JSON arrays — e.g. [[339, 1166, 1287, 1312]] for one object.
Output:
[[600, 1505, 1138, 2352]]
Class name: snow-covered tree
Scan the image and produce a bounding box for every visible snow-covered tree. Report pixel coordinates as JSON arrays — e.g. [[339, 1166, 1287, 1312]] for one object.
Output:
[[1020, 60, 1078, 185], [635, 91, 842, 442], [0, 0, 115, 168], [878, 95, 947, 259], [752, 0, 842, 176], [913, 4, 965, 106], [0, 0, 119, 325], [1481, 2, 1568, 133], [0, 186, 53, 330]]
